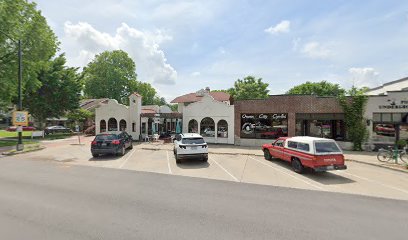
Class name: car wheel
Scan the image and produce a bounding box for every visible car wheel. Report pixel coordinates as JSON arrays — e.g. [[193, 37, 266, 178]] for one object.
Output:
[[175, 154, 181, 164], [129, 142, 133, 150], [291, 158, 304, 174], [92, 153, 99, 158], [203, 155, 208, 162], [118, 146, 125, 156], [263, 149, 272, 160]]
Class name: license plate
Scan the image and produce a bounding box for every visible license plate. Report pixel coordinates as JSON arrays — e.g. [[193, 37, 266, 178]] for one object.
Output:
[[190, 146, 197, 150], [326, 165, 334, 170], [102, 143, 107, 146]]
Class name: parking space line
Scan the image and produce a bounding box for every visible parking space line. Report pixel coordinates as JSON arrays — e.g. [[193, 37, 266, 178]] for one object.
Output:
[[210, 157, 239, 182], [119, 148, 137, 169], [338, 171, 408, 195], [249, 156, 325, 191], [166, 151, 172, 174]]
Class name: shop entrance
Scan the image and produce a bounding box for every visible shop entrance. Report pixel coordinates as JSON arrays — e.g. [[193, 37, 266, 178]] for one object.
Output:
[[295, 113, 345, 140]]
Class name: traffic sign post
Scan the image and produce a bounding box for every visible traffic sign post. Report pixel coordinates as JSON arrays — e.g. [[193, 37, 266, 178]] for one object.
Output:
[[12, 111, 28, 151]]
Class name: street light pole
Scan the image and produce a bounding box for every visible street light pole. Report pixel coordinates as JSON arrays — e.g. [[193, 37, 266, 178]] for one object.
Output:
[[17, 39, 23, 149]]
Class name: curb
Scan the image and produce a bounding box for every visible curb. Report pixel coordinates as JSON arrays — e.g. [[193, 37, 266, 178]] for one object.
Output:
[[345, 158, 408, 174], [1, 145, 45, 156]]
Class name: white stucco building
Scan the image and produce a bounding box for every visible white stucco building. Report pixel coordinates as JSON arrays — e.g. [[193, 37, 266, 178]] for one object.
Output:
[[95, 93, 142, 139], [171, 88, 234, 144]]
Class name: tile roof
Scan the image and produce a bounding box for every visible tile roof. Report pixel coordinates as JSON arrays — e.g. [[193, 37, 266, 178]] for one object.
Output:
[[170, 91, 230, 103], [80, 98, 109, 110]]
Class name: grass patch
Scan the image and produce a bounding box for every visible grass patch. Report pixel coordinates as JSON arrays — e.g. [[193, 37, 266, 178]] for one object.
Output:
[[0, 140, 37, 147], [43, 133, 73, 140], [2, 143, 44, 155], [0, 130, 33, 138]]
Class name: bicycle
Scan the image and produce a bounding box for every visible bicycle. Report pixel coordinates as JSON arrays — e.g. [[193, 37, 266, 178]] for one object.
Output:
[[377, 146, 408, 164]]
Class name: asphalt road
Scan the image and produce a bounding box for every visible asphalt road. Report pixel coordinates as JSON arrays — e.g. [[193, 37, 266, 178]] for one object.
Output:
[[0, 157, 407, 240]]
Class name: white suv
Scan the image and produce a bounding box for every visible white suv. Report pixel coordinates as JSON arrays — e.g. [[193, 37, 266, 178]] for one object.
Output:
[[173, 133, 208, 163]]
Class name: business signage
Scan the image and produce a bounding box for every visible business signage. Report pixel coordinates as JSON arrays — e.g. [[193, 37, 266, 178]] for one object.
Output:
[[379, 100, 408, 109], [12, 111, 29, 126]]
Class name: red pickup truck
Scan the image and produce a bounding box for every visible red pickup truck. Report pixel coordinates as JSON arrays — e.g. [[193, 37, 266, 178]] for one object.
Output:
[[262, 136, 347, 173]]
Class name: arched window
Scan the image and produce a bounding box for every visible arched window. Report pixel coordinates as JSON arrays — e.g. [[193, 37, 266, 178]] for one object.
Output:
[[200, 117, 215, 137], [100, 120, 106, 133], [108, 118, 118, 131], [217, 120, 228, 138], [119, 119, 127, 131], [188, 119, 198, 133]]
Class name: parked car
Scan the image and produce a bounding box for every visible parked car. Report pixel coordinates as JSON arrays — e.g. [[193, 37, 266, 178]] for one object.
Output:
[[173, 133, 208, 163], [262, 136, 347, 173], [6, 126, 36, 131], [44, 125, 71, 135], [91, 132, 133, 157]]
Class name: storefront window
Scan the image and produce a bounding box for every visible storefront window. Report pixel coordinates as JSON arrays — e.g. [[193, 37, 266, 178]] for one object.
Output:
[[240, 113, 288, 139], [217, 120, 228, 138], [400, 124, 408, 141], [200, 117, 215, 137], [188, 119, 198, 133], [309, 120, 332, 138], [382, 113, 392, 122], [372, 123, 396, 143], [100, 120, 106, 132], [119, 119, 126, 131], [108, 118, 117, 131]]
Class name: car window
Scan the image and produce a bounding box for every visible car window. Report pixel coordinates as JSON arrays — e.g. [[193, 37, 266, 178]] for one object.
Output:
[[287, 141, 297, 149], [182, 138, 205, 144], [95, 134, 118, 141], [315, 141, 341, 153], [274, 140, 284, 147], [297, 142, 310, 152]]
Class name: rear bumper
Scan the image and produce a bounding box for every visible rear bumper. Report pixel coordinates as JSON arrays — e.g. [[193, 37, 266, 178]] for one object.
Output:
[[314, 165, 347, 172], [91, 148, 119, 155], [178, 153, 208, 159]]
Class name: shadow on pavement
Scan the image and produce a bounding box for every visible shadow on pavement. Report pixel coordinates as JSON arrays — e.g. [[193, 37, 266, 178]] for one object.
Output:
[[88, 154, 123, 161], [267, 158, 355, 185], [177, 159, 210, 169]]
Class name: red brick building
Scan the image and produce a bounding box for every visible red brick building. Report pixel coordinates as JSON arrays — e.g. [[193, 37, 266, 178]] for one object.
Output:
[[234, 95, 346, 146]]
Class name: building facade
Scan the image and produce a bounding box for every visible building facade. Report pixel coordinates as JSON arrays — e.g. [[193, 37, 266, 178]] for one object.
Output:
[[234, 95, 348, 147]]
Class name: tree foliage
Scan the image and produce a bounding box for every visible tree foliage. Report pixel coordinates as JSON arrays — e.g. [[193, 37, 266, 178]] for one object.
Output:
[[83, 50, 137, 104], [228, 76, 269, 100], [286, 81, 345, 96], [338, 87, 368, 151], [0, 0, 58, 109], [66, 108, 93, 122], [24, 54, 82, 127]]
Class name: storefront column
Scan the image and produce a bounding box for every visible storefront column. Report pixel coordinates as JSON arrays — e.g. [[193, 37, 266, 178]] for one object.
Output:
[[288, 112, 296, 137]]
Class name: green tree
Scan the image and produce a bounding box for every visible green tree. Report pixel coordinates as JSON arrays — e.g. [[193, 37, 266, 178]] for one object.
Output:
[[338, 87, 368, 151], [66, 108, 93, 122], [228, 76, 269, 100], [286, 81, 345, 96], [83, 50, 138, 104], [0, 0, 58, 109], [24, 54, 82, 128]]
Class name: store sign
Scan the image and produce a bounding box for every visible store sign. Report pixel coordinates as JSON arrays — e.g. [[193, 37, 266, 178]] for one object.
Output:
[[12, 111, 29, 126], [379, 99, 408, 109]]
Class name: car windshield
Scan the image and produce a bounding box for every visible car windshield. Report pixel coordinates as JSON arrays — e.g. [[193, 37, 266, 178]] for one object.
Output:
[[182, 138, 205, 144], [315, 141, 341, 153], [95, 134, 117, 141]]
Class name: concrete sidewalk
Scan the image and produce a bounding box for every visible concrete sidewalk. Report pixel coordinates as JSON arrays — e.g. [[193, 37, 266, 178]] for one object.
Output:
[[137, 141, 408, 173]]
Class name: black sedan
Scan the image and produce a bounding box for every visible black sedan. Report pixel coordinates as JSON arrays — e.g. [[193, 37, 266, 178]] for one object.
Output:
[[91, 132, 133, 157], [44, 125, 72, 135]]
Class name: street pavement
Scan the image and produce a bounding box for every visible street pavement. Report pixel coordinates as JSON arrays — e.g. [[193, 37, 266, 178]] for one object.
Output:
[[0, 156, 407, 240], [3, 136, 408, 201]]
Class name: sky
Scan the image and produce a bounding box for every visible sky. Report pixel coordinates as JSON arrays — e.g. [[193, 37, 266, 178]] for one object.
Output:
[[34, 0, 408, 101]]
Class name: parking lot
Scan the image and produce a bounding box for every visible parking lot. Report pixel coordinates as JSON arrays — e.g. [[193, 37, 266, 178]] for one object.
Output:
[[5, 137, 408, 201]]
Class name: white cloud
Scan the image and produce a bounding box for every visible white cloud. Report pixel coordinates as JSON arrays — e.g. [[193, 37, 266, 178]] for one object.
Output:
[[264, 20, 291, 34], [63, 21, 177, 85], [301, 41, 332, 59], [191, 71, 201, 77], [349, 67, 380, 87]]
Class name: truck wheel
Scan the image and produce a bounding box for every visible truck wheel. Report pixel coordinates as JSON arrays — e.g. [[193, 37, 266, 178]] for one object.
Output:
[[263, 149, 272, 160], [291, 158, 304, 174]]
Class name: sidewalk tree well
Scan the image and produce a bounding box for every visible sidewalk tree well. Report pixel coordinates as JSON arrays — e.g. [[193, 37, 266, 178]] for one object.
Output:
[[23, 54, 82, 128], [338, 87, 368, 151], [0, 0, 58, 110], [228, 76, 269, 100]]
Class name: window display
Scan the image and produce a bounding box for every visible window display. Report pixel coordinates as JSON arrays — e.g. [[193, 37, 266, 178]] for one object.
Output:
[[240, 113, 288, 139]]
